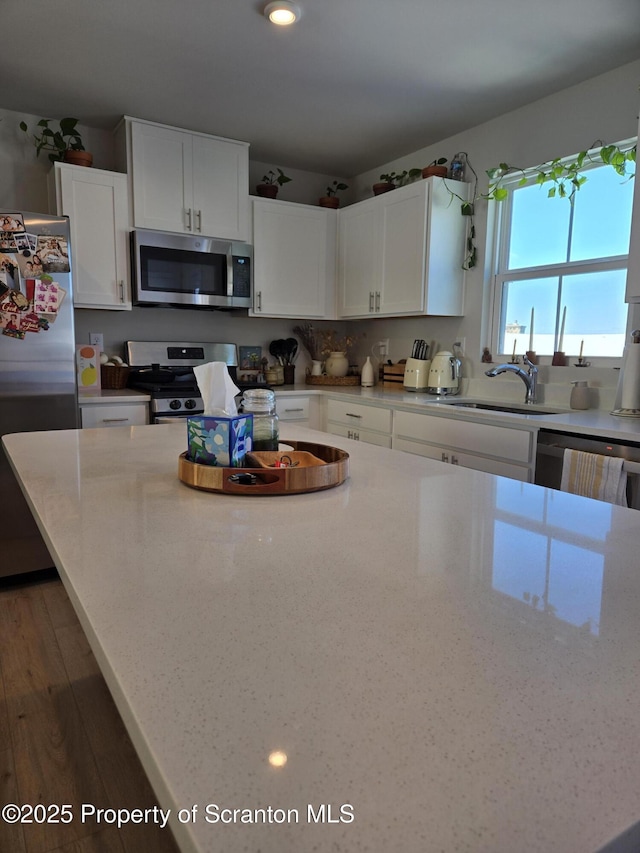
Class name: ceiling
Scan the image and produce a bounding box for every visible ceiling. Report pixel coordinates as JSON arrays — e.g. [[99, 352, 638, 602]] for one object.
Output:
[[4, 0, 640, 177]]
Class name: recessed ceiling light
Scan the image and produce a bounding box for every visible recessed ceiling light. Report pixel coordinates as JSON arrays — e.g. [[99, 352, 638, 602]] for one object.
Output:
[[264, 1, 301, 26]]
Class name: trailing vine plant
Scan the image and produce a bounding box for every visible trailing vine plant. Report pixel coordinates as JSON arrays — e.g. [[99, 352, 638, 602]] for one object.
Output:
[[444, 140, 636, 270]]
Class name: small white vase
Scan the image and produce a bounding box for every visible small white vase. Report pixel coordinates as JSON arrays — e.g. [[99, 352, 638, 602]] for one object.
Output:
[[325, 351, 349, 377], [310, 360, 323, 376], [361, 356, 374, 387]]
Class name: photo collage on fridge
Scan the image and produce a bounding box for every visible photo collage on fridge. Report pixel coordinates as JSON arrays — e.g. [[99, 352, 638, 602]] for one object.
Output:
[[0, 212, 69, 340]]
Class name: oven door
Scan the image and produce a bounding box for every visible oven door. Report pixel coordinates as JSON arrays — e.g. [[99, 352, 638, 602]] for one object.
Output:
[[154, 414, 194, 425]]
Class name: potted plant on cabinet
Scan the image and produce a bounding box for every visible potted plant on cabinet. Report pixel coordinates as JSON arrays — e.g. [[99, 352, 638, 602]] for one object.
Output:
[[318, 180, 348, 208], [372, 168, 422, 195], [19, 117, 93, 166], [255, 168, 292, 199], [422, 157, 448, 178]]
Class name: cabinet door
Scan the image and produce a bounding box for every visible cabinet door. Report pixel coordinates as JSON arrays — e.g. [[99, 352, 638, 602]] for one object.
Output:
[[130, 121, 192, 233], [326, 423, 392, 448], [252, 200, 336, 318], [378, 182, 428, 315], [393, 437, 530, 480], [338, 198, 380, 317], [192, 134, 249, 241], [56, 164, 131, 310], [80, 403, 148, 428]]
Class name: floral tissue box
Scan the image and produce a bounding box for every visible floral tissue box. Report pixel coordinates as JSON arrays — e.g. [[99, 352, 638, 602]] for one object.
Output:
[[187, 414, 253, 467]]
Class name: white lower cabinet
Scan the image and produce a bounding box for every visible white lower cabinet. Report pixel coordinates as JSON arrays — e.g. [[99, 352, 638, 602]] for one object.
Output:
[[392, 410, 534, 481], [274, 394, 312, 429], [326, 398, 392, 447], [80, 401, 149, 429]]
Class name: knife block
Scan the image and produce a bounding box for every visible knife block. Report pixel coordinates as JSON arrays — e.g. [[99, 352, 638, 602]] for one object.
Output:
[[382, 363, 406, 387]]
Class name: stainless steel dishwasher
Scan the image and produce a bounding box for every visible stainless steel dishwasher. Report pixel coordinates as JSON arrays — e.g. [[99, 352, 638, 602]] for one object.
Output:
[[535, 429, 640, 509]]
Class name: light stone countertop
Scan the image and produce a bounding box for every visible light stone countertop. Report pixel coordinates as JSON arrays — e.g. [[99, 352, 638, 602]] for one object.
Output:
[[278, 383, 640, 442], [4, 423, 640, 853], [78, 388, 152, 405]]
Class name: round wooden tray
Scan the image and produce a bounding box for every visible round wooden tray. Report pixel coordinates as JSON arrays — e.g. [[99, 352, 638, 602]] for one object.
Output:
[[178, 440, 349, 496]]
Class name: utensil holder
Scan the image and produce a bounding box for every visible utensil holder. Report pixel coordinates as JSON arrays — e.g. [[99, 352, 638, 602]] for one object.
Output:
[[283, 364, 295, 385], [552, 351, 566, 366]]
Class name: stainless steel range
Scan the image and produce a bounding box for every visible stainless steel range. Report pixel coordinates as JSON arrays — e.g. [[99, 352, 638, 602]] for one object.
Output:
[[126, 340, 261, 423]]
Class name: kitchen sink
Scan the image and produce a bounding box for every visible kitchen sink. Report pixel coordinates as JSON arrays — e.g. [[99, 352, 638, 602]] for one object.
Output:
[[444, 402, 564, 416]]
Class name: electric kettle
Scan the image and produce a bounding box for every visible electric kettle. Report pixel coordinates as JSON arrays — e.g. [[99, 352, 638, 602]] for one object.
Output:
[[427, 350, 461, 395]]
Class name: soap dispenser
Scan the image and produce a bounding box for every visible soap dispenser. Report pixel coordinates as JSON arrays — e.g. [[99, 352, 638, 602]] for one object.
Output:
[[570, 380, 590, 410]]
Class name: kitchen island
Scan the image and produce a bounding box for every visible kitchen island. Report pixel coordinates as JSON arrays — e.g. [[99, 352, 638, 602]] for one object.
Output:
[[4, 423, 640, 853]]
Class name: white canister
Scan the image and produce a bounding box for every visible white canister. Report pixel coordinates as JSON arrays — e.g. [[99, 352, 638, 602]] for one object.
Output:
[[570, 380, 590, 410]]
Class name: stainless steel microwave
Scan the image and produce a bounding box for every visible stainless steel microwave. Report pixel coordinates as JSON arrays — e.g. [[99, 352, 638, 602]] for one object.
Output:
[[131, 229, 252, 309]]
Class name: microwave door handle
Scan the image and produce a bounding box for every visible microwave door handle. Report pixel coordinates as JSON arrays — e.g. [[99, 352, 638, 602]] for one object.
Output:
[[227, 253, 234, 297]]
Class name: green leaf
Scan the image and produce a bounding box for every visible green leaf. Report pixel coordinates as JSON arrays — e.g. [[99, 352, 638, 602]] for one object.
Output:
[[547, 186, 556, 198], [493, 187, 508, 201]]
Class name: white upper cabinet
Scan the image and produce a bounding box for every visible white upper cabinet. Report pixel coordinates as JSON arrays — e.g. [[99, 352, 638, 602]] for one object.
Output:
[[251, 199, 337, 319], [338, 177, 468, 318], [49, 162, 131, 310], [338, 196, 380, 316], [625, 113, 640, 302], [123, 118, 250, 242]]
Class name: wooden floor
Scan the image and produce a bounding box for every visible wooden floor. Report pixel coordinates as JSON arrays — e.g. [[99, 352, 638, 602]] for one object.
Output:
[[0, 571, 180, 853]]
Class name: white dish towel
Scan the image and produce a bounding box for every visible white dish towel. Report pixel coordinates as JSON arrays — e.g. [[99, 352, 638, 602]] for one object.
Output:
[[560, 449, 628, 506]]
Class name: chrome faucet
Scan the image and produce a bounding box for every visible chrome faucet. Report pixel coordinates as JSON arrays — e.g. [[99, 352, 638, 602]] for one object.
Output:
[[485, 355, 538, 404]]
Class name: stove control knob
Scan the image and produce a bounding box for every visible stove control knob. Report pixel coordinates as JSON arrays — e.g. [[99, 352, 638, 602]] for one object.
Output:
[[185, 398, 197, 410], [169, 399, 181, 410]]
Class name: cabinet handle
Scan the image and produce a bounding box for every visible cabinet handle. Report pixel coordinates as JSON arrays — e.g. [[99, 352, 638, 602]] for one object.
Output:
[[451, 455, 459, 465], [118, 280, 125, 302], [345, 413, 362, 419], [369, 291, 374, 312], [255, 290, 262, 311], [354, 431, 360, 441], [375, 291, 381, 312], [101, 418, 129, 424], [284, 408, 304, 413], [196, 209, 202, 232], [441, 452, 449, 463], [347, 430, 353, 439], [185, 208, 192, 230]]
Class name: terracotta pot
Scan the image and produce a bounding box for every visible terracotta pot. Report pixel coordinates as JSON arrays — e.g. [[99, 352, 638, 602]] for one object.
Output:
[[256, 184, 278, 199], [318, 196, 340, 209], [372, 182, 395, 196], [63, 150, 93, 168], [422, 165, 448, 178]]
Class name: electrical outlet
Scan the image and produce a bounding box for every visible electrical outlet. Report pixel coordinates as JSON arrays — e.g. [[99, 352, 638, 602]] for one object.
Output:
[[377, 338, 390, 358], [89, 332, 104, 352]]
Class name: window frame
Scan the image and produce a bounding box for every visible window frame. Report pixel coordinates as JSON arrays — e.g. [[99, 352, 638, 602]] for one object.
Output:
[[488, 142, 637, 366]]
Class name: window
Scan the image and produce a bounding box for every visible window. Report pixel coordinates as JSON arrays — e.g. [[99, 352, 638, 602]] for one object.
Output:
[[491, 145, 635, 360]]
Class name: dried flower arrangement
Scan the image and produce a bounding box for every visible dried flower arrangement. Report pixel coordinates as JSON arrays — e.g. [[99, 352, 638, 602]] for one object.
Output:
[[293, 324, 360, 361], [317, 329, 359, 358], [292, 323, 323, 361]]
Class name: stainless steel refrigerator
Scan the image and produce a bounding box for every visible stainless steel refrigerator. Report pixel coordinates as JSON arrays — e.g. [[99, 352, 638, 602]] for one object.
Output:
[[0, 210, 79, 578]]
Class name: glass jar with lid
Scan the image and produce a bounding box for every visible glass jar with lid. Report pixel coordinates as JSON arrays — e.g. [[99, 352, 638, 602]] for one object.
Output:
[[242, 388, 279, 450]]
